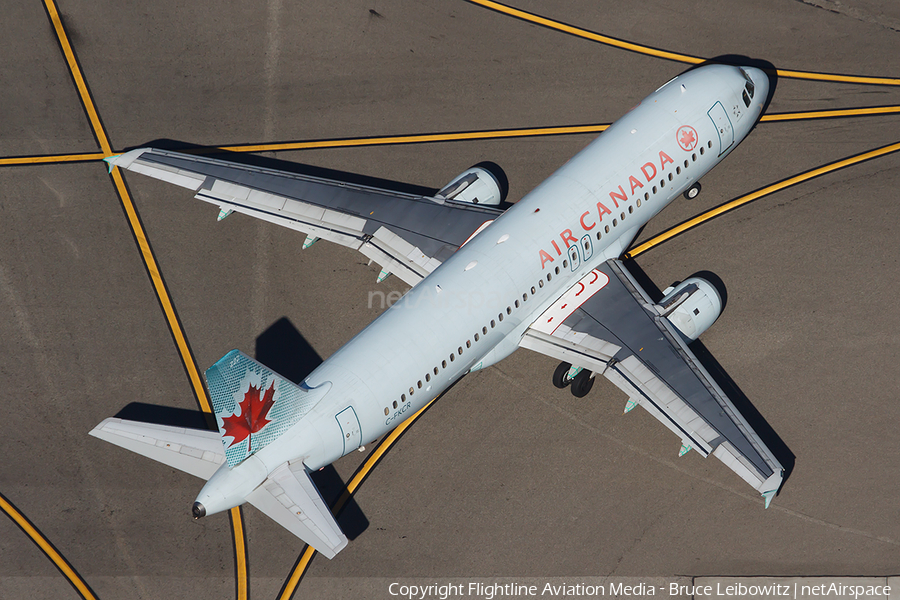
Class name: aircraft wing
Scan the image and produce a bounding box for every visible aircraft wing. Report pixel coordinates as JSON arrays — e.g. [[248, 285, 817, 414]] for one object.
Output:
[[245, 460, 348, 559], [105, 148, 503, 287], [519, 259, 783, 505]]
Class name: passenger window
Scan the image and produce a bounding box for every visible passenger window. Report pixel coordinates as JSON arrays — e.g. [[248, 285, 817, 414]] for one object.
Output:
[[612, 219, 617, 227], [482, 326, 488, 334], [450, 353, 455, 362], [393, 401, 398, 409], [491, 320, 495, 328], [458, 346, 463, 355], [554, 266, 560, 275], [401, 394, 406, 401], [442, 360, 447, 368], [474, 333, 480, 341], [417, 381, 422, 389], [515, 300, 520, 308], [384, 407, 389, 416], [498, 313, 504, 322], [596, 231, 602, 241], [466, 340, 471, 348], [426, 373, 431, 382], [538, 280, 544, 288]]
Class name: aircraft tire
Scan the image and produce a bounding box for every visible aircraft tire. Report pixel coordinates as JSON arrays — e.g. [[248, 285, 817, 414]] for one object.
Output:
[[683, 183, 701, 199], [552, 362, 572, 388], [570, 369, 594, 398]]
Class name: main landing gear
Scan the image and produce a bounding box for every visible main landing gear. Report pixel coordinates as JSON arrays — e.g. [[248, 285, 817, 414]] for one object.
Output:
[[552, 362, 594, 398], [683, 182, 701, 200]]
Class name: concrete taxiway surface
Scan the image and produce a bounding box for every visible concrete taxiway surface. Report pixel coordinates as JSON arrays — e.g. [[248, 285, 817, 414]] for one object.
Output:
[[1, 1, 899, 598]]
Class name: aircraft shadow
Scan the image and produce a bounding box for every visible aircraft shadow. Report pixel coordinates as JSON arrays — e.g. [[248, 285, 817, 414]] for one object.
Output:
[[622, 259, 795, 490], [254, 317, 369, 540]]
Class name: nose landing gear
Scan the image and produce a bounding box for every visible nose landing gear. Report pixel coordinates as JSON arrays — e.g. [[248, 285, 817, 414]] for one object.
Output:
[[552, 362, 595, 398], [683, 182, 701, 200]]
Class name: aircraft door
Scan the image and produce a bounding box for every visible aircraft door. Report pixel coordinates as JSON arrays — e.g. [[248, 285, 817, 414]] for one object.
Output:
[[335, 406, 361, 455], [579, 234, 594, 262], [568, 243, 580, 271], [707, 101, 734, 156]]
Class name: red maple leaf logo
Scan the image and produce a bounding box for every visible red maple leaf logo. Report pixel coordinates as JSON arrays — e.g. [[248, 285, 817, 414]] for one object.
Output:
[[221, 381, 276, 451], [677, 126, 698, 151]]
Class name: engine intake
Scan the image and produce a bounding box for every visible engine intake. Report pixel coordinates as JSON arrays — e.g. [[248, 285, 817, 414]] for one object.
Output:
[[436, 167, 502, 206], [656, 277, 722, 341]]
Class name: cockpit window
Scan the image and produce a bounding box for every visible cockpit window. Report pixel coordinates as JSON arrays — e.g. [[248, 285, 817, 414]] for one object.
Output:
[[742, 89, 751, 107], [739, 68, 756, 99]]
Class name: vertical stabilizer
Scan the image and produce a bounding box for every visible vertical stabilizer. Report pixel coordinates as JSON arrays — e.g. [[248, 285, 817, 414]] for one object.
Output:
[[205, 350, 330, 467]]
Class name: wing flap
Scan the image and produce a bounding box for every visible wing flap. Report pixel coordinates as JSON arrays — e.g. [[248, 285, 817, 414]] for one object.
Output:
[[246, 461, 348, 559], [89, 417, 225, 480], [107, 147, 504, 287], [520, 259, 784, 500]]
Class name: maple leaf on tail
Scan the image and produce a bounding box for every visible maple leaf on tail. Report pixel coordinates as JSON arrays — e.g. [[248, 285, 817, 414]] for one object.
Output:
[[221, 381, 277, 452]]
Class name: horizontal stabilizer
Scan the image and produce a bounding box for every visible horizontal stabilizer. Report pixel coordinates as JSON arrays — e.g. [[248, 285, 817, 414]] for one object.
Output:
[[246, 461, 348, 559], [89, 418, 224, 480]]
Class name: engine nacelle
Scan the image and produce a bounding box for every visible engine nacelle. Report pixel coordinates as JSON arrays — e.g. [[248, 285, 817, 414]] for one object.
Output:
[[436, 167, 502, 205], [656, 277, 723, 341]]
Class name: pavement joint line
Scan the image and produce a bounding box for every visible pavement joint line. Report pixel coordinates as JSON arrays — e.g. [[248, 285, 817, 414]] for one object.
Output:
[[467, 0, 900, 86], [39, 0, 250, 597]]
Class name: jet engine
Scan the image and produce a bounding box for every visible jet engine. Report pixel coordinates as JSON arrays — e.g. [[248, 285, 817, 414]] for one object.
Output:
[[436, 167, 503, 205], [655, 277, 723, 341]]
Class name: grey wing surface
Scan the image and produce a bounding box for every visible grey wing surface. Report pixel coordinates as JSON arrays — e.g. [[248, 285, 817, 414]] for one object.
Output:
[[520, 259, 783, 505], [107, 148, 503, 286]]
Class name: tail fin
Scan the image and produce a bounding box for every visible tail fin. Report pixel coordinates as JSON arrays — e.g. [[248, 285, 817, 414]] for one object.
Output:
[[205, 350, 329, 468]]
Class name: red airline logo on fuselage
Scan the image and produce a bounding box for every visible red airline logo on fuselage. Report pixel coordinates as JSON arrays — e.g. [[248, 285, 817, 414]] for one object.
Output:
[[538, 147, 677, 269]]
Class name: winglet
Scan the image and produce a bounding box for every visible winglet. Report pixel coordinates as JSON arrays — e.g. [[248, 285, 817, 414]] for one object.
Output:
[[102, 154, 120, 174], [761, 489, 776, 509]]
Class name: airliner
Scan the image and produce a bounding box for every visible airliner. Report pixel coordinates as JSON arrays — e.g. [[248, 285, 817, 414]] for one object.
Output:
[[92, 64, 783, 558]]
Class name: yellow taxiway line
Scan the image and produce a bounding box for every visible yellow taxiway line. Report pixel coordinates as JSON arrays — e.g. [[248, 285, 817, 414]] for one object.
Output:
[[278, 399, 438, 599], [467, 0, 900, 86], [3, 106, 898, 170], [40, 0, 249, 597], [215, 106, 900, 154], [625, 140, 900, 259], [0, 152, 107, 166], [0, 493, 97, 600]]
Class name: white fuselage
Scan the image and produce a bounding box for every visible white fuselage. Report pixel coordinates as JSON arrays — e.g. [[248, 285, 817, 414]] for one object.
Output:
[[201, 65, 769, 498]]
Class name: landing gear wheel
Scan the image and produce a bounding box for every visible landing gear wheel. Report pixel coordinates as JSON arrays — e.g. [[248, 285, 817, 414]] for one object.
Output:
[[683, 183, 701, 200], [552, 362, 572, 389], [570, 369, 594, 398]]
